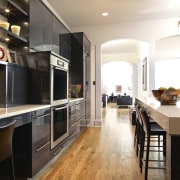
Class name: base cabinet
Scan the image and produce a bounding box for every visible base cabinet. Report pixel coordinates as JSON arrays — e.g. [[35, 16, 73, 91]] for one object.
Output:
[[69, 99, 86, 141], [8, 108, 51, 178]]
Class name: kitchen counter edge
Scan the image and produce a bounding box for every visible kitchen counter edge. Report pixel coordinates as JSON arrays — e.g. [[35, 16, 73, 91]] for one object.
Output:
[[0, 104, 51, 119]]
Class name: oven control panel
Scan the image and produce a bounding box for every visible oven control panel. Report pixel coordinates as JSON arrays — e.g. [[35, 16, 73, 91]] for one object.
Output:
[[50, 54, 68, 71]]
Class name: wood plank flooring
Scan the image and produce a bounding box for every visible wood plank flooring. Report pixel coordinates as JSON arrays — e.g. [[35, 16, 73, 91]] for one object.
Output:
[[38, 103, 165, 180]]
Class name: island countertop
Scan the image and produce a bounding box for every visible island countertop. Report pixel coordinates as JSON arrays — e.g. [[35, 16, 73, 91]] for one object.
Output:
[[136, 97, 180, 135], [0, 104, 51, 119]]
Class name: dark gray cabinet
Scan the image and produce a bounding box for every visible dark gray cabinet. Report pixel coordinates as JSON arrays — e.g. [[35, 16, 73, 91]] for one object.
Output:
[[70, 32, 91, 98], [32, 108, 51, 175], [0, 62, 27, 107], [30, 0, 53, 52], [29, 0, 69, 54], [9, 108, 51, 178], [68, 99, 86, 140]]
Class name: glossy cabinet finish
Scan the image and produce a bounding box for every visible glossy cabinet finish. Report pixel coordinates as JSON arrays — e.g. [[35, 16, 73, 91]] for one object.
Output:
[[6, 107, 51, 178], [70, 32, 91, 98], [29, 0, 69, 54], [29, 0, 53, 52], [32, 108, 51, 175], [0, 62, 27, 107], [69, 99, 86, 140]]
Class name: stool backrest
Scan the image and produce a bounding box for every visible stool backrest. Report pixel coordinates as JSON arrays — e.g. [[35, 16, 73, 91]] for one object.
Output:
[[0, 120, 16, 162], [140, 108, 151, 135], [136, 104, 143, 125]]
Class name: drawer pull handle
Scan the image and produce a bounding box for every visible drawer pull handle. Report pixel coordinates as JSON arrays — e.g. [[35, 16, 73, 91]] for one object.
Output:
[[36, 141, 50, 152], [35, 114, 50, 120]]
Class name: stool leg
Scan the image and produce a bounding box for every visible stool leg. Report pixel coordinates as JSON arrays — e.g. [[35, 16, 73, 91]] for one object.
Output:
[[139, 129, 145, 172], [10, 156, 15, 180], [145, 136, 150, 180]]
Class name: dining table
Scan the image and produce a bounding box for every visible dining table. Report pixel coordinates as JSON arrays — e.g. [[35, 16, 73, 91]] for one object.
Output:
[[136, 97, 180, 180]]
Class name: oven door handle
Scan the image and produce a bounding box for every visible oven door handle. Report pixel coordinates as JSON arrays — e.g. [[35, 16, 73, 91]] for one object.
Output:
[[53, 66, 67, 72], [54, 106, 68, 111]]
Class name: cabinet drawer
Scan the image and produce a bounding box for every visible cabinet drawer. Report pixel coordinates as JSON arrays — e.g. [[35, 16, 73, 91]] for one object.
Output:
[[32, 141, 50, 175], [32, 110, 50, 150], [69, 123, 76, 137]]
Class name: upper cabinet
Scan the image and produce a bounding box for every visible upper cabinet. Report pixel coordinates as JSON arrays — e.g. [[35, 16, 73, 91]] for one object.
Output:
[[29, 0, 70, 54], [29, 0, 52, 52], [0, 0, 29, 54]]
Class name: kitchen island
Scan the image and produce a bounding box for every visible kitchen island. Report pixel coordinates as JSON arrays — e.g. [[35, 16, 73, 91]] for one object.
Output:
[[136, 97, 180, 180]]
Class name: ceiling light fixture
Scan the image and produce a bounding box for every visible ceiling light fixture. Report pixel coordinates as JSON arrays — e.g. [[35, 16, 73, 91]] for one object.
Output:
[[5, 8, 10, 13], [102, 12, 109, 16]]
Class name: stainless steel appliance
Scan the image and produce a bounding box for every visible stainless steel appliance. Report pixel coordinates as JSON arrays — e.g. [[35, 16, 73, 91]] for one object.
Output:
[[26, 51, 69, 105], [50, 54, 69, 106], [51, 104, 68, 149], [50, 54, 69, 149], [26, 51, 69, 149]]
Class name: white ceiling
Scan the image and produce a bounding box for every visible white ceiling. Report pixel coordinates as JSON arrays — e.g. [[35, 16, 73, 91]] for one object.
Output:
[[46, 0, 180, 63]]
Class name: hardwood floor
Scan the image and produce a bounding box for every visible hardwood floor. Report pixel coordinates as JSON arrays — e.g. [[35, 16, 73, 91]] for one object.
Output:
[[38, 103, 165, 180]]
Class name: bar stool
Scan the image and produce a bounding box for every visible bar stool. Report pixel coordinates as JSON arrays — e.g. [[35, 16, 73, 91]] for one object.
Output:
[[139, 107, 166, 180], [134, 104, 158, 157], [0, 120, 16, 180]]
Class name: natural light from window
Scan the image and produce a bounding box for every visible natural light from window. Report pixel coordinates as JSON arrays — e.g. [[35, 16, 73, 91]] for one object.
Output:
[[155, 58, 180, 89], [101, 61, 133, 96]]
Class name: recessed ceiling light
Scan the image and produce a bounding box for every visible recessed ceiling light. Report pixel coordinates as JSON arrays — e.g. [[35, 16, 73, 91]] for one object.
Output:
[[102, 12, 109, 16], [5, 8, 10, 13]]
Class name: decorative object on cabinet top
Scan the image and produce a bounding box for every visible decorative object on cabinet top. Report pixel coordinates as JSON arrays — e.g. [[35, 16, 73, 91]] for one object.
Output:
[[0, 20, 9, 30]]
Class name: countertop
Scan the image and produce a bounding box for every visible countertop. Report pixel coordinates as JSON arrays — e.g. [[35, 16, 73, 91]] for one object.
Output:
[[0, 98, 85, 119], [136, 97, 180, 135], [0, 104, 51, 119]]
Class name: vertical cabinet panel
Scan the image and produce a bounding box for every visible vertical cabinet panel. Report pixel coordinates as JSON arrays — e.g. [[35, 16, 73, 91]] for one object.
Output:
[[29, 0, 43, 51], [42, 5, 53, 51], [30, 0, 53, 52], [0, 63, 27, 107]]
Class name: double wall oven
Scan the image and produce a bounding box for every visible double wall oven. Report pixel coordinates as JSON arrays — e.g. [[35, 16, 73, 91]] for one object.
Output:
[[50, 54, 69, 149], [26, 51, 69, 150]]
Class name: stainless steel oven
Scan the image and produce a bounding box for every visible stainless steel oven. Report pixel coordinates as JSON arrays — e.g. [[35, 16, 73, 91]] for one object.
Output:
[[51, 104, 68, 149], [50, 55, 69, 106]]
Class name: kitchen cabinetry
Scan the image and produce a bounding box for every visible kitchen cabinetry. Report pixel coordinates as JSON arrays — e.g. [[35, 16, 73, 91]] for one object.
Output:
[[29, 0, 52, 52], [0, 0, 29, 55], [70, 32, 91, 99], [29, 0, 70, 54], [0, 62, 27, 107], [9, 107, 51, 178], [59, 32, 71, 61], [31, 108, 51, 175], [69, 99, 86, 140], [69, 102, 77, 139]]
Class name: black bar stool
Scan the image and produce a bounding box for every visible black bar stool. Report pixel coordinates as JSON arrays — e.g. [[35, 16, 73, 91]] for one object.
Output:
[[0, 120, 16, 180], [139, 107, 166, 180]]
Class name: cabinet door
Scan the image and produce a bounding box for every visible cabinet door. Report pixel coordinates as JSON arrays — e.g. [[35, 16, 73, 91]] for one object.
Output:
[[42, 5, 53, 51], [32, 108, 51, 175], [7, 65, 27, 106], [0, 64, 6, 106], [59, 33, 71, 60], [52, 16, 69, 54], [29, 0, 43, 51]]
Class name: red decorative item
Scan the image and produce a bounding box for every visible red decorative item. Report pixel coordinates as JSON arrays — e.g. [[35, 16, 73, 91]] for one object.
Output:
[[0, 47, 5, 60]]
